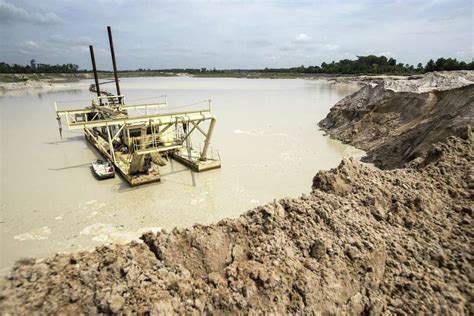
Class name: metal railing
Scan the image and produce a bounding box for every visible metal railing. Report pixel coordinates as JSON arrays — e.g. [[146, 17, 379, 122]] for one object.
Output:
[[132, 138, 183, 153]]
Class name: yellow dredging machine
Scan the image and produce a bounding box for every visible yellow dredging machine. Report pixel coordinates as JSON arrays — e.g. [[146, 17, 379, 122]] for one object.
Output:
[[55, 27, 221, 186]]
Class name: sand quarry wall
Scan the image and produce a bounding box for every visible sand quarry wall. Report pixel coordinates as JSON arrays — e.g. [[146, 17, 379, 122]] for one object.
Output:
[[319, 71, 473, 169]]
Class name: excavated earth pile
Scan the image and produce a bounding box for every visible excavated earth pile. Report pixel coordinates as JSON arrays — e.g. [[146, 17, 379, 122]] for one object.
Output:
[[0, 136, 472, 314], [319, 71, 474, 169]]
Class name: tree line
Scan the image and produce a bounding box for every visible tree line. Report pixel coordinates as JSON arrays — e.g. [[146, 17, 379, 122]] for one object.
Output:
[[262, 56, 473, 75], [133, 56, 474, 75], [1, 56, 472, 75], [0, 59, 80, 74]]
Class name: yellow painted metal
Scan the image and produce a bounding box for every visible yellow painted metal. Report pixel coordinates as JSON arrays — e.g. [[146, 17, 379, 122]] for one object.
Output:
[[55, 94, 221, 186], [65, 111, 215, 129]]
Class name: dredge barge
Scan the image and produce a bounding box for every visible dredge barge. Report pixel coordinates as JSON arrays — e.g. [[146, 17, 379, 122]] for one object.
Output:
[[55, 27, 221, 186]]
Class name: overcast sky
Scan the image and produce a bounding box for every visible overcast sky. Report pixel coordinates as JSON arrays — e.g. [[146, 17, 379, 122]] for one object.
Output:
[[0, 0, 472, 69]]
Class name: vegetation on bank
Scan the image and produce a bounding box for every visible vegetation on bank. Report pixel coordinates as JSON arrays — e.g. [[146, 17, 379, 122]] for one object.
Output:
[[279, 56, 473, 74], [0, 56, 472, 82], [171, 56, 473, 76], [0, 59, 79, 74]]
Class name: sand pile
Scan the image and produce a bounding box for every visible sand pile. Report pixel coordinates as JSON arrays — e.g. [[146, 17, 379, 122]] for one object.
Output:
[[320, 71, 473, 168], [0, 73, 91, 94], [383, 71, 474, 93], [0, 136, 472, 314]]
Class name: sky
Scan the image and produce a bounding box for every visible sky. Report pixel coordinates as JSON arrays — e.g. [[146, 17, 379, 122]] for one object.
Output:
[[0, 0, 472, 69]]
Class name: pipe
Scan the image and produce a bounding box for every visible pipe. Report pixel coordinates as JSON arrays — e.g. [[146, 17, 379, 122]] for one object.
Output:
[[107, 26, 121, 98], [89, 45, 101, 97]]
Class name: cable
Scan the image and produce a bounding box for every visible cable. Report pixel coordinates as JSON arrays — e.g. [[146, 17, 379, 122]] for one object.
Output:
[[127, 95, 167, 102], [161, 100, 209, 111], [56, 99, 91, 103]]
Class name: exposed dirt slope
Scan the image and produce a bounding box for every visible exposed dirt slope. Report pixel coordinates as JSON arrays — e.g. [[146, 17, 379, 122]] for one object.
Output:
[[1, 136, 472, 314], [319, 71, 473, 169], [383, 71, 474, 93]]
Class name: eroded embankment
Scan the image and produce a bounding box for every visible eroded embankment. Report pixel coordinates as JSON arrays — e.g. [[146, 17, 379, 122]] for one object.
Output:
[[0, 135, 472, 314], [319, 71, 474, 169], [0, 73, 92, 94]]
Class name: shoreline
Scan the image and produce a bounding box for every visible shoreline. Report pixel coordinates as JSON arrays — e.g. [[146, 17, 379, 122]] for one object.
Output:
[[0, 73, 356, 96], [2, 71, 448, 95], [0, 71, 419, 94]]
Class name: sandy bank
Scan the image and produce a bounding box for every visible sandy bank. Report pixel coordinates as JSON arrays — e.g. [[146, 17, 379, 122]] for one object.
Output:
[[326, 70, 474, 92], [320, 71, 474, 168], [0, 73, 93, 95], [0, 80, 78, 95]]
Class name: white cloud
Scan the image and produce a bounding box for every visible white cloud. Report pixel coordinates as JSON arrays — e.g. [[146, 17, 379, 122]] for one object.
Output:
[[323, 44, 339, 50], [18, 49, 32, 55], [0, 0, 62, 25], [48, 35, 92, 46], [0, 0, 472, 68], [294, 33, 311, 43], [23, 40, 39, 48]]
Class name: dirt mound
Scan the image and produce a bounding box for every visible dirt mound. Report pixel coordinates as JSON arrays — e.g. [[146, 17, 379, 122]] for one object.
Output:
[[383, 71, 474, 93], [1, 136, 472, 314], [319, 72, 473, 169]]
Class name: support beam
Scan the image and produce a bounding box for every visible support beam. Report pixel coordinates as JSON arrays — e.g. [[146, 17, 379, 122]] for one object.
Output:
[[112, 124, 125, 142], [121, 102, 166, 111], [190, 120, 207, 137], [106, 125, 116, 163], [56, 108, 96, 115], [90, 112, 99, 121], [182, 121, 201, 141], [136, 144, 182, 155], [64, 109, 214, 129], [200, 118, 216, 161], [156, 123, 173, 136], [183, 122, 192, 159]]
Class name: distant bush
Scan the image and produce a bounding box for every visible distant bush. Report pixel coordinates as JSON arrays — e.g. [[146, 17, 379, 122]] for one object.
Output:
[[262, 55, 474, 75], [0, 59, 80, 74], [1, 56, 472, 75]]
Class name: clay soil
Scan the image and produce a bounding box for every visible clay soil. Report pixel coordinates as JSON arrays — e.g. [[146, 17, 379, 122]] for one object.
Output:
[[319, 71, 473, 169], [0, 71, 473, 314]]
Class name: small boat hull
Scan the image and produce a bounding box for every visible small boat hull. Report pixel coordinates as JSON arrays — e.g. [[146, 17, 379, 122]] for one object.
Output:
[[91, 168, 115, 180], [91, 160, 115, 180]]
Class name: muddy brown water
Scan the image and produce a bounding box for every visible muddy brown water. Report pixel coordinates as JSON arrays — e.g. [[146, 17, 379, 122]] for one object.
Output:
[[0, 77, 362, 272]]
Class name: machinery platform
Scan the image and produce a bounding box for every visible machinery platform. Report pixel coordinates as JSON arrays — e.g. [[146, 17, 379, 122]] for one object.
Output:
[[85, 130, 161, 186], [54, 26, 221, 187], [173, 149, 221, 172]]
